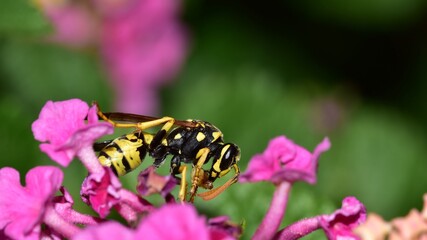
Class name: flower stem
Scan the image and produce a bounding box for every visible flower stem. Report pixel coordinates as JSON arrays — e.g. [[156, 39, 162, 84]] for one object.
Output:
[[77, 146, 105, 174], [252, 181, 292, 240], [115, 203, 139, 225], [43, 205, 81, 238], [273, 217, 320, 240], [62, 208, 103, 225], [114, 189, 155, 225], [119, 189, 154, 213]]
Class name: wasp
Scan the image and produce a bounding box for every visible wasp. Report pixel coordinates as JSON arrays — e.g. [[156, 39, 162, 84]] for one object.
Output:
[[93, 103, 240, 202]]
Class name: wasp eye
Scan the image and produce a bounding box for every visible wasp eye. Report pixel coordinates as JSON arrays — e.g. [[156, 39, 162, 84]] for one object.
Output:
[[219, 144, 240, 169]]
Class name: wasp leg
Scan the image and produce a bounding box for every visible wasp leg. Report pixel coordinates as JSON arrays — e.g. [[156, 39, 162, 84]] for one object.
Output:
[[189, 148, 210, 202], [177, 165, 188, 202], [136, 117, 175, 132], [168, 155, 188, 202], [197, 164, 240, 201]]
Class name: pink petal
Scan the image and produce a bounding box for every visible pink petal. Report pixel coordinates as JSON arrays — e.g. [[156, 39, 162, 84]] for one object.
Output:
[[240, 136, 330, 185], [32, 99, 89, 144], [71, 221, 134, 240], [391, 209, 427, 239], [319, 196, 366, 240], [0, 167, 63, 240], [58, 123, 114, 154], [265, 136, 297, 164], [136, 166, 177, 198], [43, 4, 96, 47], [25, 166, 64, 202], [208, 216, 242, 240], [33, 99, 113, 167], [277, 137, 331, 184], [100, 0, 187, 114], [239, 154, 279, 182], [354, 213, 391, 240], [312, 137, 332, 163], [136, 204, 209, 240], [80, 168, 122, 218]]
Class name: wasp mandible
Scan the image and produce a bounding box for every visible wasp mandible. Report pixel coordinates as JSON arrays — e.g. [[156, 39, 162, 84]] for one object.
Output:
[[92, 102, 240, 202]]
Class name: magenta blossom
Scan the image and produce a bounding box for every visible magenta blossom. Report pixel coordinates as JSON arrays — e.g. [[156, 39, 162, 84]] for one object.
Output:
[[53, 187, 102, 226], [71, 221, 134, 240], [137, 166, 177, 200], [208, 216, 242, 239], [37, 1, 96, 47], [80, 167, 122, 219], [81, 167, 153, 221], [275, 196, 366, 240], [72, 204, 238, 240], [241, 136, 331, 240], [100, 0, 187, 114], [32, 99, 113, 172], [136, 204, 210, 240], [35, 0, 188, 114], [240, 136, 331, 185], [0, 166, 80, 239], [319, 197, 366, 239], [136, 204, 240, 239]]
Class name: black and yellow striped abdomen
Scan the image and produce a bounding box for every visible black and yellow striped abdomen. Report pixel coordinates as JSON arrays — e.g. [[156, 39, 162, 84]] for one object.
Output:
[[98, 133, 147, 176]]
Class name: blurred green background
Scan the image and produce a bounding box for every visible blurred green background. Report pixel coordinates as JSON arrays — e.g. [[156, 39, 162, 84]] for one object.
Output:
[[1, 0, 427, 239]]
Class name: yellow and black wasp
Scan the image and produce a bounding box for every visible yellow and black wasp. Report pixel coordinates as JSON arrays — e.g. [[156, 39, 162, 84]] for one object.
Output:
[[92, 103, 240, 202]]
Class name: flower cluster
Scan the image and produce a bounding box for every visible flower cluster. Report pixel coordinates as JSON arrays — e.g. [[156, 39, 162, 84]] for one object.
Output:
[[240, 136, 366, 240], [0, 99, 367, 239], [34, 0, 187, 115], [355, 194, 427, 239]]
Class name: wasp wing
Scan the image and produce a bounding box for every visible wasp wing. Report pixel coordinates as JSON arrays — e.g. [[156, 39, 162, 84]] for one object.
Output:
[[93, 140, 114, 152], [101, 112, 198, 128]]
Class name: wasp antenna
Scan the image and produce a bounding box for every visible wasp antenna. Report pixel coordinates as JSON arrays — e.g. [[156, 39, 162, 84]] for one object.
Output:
[[91, 101, 100, 109]]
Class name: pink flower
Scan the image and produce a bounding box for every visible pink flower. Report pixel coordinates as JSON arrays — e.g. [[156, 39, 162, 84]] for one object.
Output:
[[81, 167, 154, 222], [100, 0, 187, 114], [355, 194, 427, 239], [71, 221, 134, 240], [275, 196, 366, 240], [53, 187, 102, 225], [135, 204, 210, 240], [72, 204, 237, 240], [137, 166, 177, 200], [208, 216, 242, 239], [32, 99, 113, 171], [389, 209, 427, 239], [240, 136, 331, 185], [35, 0, 188, 114], [80, 168, 122, 218], [39, 1, 96, 47], [319, 197, 366, 240], [241, 136, 330, 240], [0, 166, 79, 239], [354, 213, 391, 240]]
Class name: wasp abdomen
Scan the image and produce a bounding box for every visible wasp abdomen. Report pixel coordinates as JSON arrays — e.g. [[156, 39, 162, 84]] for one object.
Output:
[[98, 133, 147, 176]]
